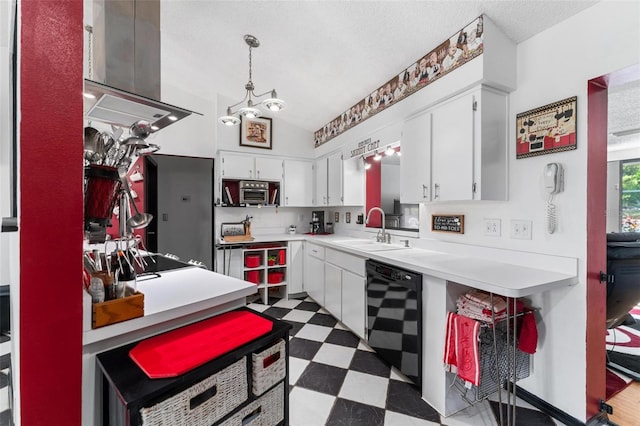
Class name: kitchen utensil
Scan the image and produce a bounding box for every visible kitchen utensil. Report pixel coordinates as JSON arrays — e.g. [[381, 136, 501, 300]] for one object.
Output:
[[118, 168, 153, 229], [130, 120, 152, 139], [122, 136, 150, 150], [84, 126, 100, 153]]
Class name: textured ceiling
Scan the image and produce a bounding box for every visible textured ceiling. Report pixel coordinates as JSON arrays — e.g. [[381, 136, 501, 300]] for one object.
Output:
[[160, 0, 637, 137]]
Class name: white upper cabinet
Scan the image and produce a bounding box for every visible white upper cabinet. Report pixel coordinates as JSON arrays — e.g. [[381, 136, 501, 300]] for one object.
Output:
[[254, 157, 283, 181], [430, 86, 508, 202], [219, 151, 283, 181], [343, 156, 365, 206], [327, 151, 343, 206], [283, 159, 313, 206], [314, 157, 328, 206], [400, 111, 432, 204]]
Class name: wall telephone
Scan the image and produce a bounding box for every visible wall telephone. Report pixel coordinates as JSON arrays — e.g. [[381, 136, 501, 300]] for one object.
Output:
[[544, 163, 563, 234]]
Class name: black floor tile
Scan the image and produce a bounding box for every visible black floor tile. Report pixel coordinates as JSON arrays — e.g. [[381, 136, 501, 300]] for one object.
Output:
[[289, 337, 323, 360], [0, 335, 9, 344], [326, 397, 386, 426], [326, 329, 361, 348], [284, 320, 304, 337], [262, 306, 291, 320], [0, 372, 7, 388], [386, 379, 440, 422], [0, 410, 10, 426], [308, 312, 339, 327], [489, 401, 556, 426], [0, 354, 9, 370], [295, 301, 322, 312], [296, 361, 347, 396], [349, 349, 391, 378]]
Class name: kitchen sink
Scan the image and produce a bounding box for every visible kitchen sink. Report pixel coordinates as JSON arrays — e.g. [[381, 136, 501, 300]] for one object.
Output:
[[330, 239, 409, 252]]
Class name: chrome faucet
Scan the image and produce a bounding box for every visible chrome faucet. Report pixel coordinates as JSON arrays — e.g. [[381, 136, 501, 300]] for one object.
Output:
[[365, 207, 389, 243]]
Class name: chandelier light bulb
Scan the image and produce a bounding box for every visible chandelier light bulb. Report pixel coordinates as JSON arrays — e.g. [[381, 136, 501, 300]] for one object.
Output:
[[373, 151, 382, 161], [385, 146, 395, 156]]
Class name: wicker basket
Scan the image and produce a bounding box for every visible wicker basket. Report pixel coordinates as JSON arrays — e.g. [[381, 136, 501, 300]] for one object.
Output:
[[140, 358, 247, 425], [252, 339, 286, 396], [219, 382, 284, 426]]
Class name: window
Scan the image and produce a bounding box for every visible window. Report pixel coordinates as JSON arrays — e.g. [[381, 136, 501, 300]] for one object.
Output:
[[620, 159, 640, 232]]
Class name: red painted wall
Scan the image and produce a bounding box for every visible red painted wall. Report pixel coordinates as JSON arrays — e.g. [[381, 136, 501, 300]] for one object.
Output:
[[20, 1, 83, 424], [365, 157, 382, 227]]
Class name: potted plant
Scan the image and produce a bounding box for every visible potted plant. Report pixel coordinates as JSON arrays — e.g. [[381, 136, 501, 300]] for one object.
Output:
[[267, 255, 277, 266]]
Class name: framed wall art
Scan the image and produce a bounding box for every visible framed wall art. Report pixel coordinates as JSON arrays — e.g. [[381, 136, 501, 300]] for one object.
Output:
[[516, 96, 577, 159], [240, 116, 272, 149]]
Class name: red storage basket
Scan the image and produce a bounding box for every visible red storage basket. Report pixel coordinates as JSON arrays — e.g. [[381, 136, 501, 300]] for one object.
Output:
[[267, 272, 284, 284], [246, 270, 260, 284], [245, 255, 261, 268]]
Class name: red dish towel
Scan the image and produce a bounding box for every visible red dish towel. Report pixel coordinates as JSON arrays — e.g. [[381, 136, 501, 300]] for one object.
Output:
[[443, 312, 481, 386], [129, 310, 273, 378], [518, 309, 538, 354]]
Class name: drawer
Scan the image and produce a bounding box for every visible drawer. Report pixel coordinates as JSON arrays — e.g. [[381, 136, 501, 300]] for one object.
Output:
[[140, 358, 247, 426], [252, 339, 286, 396], [306, 243, 325, 260], [326, 249, 365, 276], [219, 382, 284, 426]]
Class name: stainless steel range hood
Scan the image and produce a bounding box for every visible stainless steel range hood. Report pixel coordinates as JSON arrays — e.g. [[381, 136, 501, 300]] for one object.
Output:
[[84, 0, 198, 130]]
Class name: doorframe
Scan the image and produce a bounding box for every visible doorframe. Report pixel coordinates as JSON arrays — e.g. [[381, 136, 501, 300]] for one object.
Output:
[[586, 75, 609, 419]]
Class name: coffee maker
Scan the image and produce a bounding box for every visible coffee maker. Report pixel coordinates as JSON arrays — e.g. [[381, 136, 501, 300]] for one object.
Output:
[[310, 211, 325, 234]]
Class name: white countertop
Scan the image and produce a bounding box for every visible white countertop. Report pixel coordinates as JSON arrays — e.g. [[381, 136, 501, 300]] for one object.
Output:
[[301, 235, 578, 298], [83, 266, 256, 346]]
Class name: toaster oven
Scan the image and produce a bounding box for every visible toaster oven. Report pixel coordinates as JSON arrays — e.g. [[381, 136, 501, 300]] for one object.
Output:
[[239, 180, 269, 204]]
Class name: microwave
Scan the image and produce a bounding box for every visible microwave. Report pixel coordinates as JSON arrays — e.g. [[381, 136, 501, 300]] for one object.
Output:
[[239, 180, 269, 204]]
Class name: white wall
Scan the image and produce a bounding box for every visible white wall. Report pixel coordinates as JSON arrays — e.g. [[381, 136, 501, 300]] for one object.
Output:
[[607, 161, 620, 233], [309, 2, 640, 420]]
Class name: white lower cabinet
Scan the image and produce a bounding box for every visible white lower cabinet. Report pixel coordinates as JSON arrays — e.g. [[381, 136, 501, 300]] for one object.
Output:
[[324, 248, 366, 340], [341, 269, 365, 339], [287, 241, 304, 294], [324, 263, 342, 320], [304, 243, 325, 305]]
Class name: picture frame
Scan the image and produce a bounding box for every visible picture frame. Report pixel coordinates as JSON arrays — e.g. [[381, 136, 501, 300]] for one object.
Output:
[[240, 116, 272, 150], [431, 214, 464, 234], [516, 96, 577, 159]]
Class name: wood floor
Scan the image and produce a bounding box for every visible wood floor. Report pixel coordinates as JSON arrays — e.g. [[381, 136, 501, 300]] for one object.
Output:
[[608, 381, 640, 426]]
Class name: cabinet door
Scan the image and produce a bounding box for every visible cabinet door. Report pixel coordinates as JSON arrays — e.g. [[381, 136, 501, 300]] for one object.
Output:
[[314, 158, 328, 206], [255, 157, 283, 181], [327, 152, 343, 206], [400, 111, 431, 203], [343, 156, 364, 206], [341, 270, 365, 339], [305, 254, 325, 305], [221, 152, 254, 179], [431, 93, 474, 201], [324, 262, 342, 320], [283, 160, 313, 206], [287, 241, 304, 294]]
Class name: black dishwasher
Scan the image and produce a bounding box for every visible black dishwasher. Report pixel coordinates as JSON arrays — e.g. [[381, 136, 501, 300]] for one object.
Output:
[[366, 260, 422, 387]]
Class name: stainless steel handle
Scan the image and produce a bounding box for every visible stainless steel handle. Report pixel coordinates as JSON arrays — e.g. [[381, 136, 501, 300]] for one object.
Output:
[[257, 170, 260, 179], [422, 184, 428, 199], [434, 183, 440, 199], [286, 196, 289, 205]]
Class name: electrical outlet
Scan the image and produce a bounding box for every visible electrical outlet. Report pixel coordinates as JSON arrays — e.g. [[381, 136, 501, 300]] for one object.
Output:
[[511, 220, 532, 240], [483, 219, 501, 236]]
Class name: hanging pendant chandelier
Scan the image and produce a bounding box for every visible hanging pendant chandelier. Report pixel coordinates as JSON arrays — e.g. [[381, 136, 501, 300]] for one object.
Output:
[[218, 34, 286, 126]]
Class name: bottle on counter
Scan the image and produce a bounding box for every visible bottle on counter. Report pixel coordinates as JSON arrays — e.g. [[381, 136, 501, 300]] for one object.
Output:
[[115, 250, 136, 298], [89, 276, 105, 303]]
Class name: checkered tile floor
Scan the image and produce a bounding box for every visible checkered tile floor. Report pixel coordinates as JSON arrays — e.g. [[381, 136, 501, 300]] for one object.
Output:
[[0, 333, 11, 426], [248, 296, 560, 426]]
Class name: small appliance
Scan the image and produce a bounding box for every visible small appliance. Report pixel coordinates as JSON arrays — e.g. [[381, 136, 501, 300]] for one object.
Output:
[[239, 180, 269, 204]]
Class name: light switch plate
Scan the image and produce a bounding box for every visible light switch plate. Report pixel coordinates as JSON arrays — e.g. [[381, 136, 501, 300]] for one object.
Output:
[[511, 220, 532, 239]]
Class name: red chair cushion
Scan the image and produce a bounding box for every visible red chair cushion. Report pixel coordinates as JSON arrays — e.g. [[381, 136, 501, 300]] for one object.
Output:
[[129, 310, 273, 378]]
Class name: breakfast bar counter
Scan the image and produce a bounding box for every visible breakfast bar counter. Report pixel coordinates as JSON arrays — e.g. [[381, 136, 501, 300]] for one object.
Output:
[[82, 265, 256, 426]]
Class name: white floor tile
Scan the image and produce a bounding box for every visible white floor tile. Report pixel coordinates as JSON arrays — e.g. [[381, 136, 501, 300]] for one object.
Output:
[[384, 410, 440, 425], [246, 303, 269, 312], [338, 370, 389, 408], [334, 322, 349, 331], [389, 366, 410, 383], [295, 324, 332, 342], [312, 343, 356, 369], [273, 298, 303, 309], [289, 357, 310, 386], [318, 307, 330, 315], [282, 309, 315, 323], [358, 341, 375, 352], [444, 400, 497, 426], [289, 387, 336, 426], [0, 341, 10, 356], [0, 386, 9, 412]]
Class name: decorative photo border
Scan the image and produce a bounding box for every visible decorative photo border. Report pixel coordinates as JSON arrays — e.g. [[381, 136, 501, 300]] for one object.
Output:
[[516, 96, 577, 159], [314, 15, 485, 148]]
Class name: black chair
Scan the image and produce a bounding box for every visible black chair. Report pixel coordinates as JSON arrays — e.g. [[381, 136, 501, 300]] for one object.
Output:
[[606, 232, 640, 329], [606, 232, 640, 380]]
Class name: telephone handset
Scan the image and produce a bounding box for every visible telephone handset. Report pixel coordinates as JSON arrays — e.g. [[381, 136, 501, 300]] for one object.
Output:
[[544, 162, 564, 195], [544, 163, 563, 234]]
